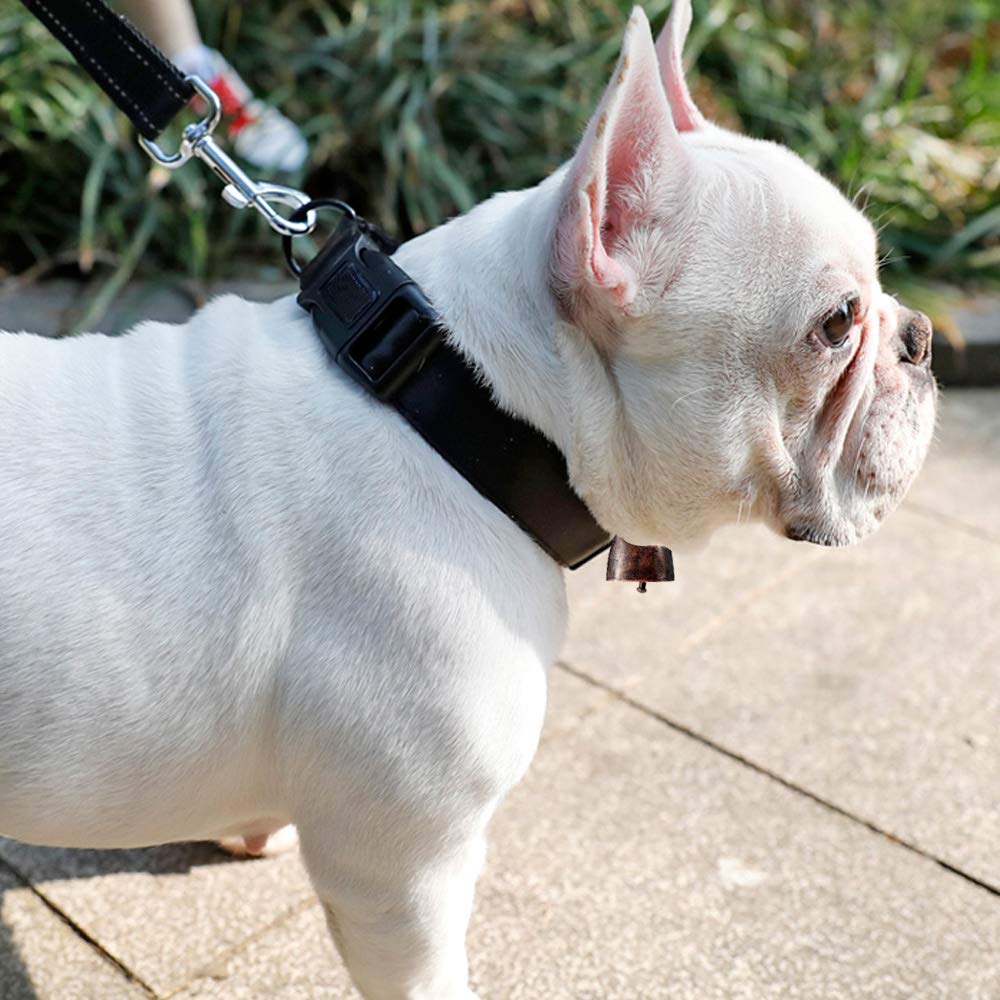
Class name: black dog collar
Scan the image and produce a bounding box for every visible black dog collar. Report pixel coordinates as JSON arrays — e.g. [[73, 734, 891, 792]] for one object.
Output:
[[288, 205, 611, 570]]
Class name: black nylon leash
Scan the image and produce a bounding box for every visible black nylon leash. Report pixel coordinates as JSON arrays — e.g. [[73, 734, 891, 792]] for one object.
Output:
[[19, 0, 193, 139]]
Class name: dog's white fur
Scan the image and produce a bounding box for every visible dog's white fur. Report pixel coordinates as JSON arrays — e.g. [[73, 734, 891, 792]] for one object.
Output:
[[0, 5, 935, 997]]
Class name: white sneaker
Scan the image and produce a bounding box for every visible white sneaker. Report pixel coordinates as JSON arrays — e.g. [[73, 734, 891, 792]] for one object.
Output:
[[202, 50, 308, 174]]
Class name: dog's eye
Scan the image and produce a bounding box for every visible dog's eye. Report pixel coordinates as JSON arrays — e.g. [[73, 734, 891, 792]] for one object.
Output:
[[821, 298, 859, 348]]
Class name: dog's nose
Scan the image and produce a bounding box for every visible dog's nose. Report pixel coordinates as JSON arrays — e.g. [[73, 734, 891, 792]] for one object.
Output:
[[897, 309, 933, 366]]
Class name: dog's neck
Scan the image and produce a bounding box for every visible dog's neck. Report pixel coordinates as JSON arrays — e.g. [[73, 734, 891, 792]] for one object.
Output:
[[392, 168, 623, 529]]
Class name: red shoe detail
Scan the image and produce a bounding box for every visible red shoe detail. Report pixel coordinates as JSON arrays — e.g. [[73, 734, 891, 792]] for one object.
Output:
[[208, 75, 250, 119], [227, 107, 256, 136]]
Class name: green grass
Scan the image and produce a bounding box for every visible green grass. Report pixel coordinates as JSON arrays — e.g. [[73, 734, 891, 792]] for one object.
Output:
[[1, 0, 997, 323]]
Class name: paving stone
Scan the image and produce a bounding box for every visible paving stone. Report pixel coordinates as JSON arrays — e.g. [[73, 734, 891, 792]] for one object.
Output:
[[568, 506, 1000, 889], [0, 840, 314, 997], [564, 522, 822, 692], [0, 862, 146, 1000], [905, 388, 1000, 540], [170, 902, 353, 1000], [478, 677, 1000, 1000]]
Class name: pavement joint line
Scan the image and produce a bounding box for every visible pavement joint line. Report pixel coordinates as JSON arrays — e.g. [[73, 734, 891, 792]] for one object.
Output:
[[0, 855, 158, 997], [671, 550, 825, 659], [159, 894, 319, 999], [902, 499, 1000, 547], [554, 659, 1000, 902]]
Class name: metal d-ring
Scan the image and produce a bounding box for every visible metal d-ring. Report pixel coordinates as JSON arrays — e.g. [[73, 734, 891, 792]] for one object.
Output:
[[282, 199, 362, 277]]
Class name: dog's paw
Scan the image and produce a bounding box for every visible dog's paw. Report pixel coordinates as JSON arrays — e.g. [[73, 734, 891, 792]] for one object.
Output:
[[218, 824, 299, 858]]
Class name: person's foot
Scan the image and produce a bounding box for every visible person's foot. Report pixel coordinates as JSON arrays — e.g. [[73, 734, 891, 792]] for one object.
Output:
[[205, 50, 308, 173], [176, 46, 308, 173]]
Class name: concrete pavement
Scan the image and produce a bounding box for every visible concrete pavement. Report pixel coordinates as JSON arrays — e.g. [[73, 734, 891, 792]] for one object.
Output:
[[0, 372, 997, 996]]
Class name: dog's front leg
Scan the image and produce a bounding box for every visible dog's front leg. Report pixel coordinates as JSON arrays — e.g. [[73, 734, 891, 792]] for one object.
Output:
[[299, 824, 485, 1000]]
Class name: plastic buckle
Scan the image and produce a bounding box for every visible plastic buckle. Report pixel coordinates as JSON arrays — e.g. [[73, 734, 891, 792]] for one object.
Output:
[[297, 222, 442, 401]]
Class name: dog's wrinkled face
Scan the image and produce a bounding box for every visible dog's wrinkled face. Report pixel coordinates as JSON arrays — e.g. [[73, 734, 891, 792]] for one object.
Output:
[[551, 2, 936, 550]]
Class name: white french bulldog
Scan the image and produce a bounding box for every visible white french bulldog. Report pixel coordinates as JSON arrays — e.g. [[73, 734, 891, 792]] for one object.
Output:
[[0, 3, 936, 997]]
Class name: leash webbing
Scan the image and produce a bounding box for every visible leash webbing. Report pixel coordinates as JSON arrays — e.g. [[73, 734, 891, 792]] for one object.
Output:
[[19, 0, 193, 140]]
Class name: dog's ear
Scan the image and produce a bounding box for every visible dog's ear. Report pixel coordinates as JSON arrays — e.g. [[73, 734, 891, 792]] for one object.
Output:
[[554, 8, 683, 316], [654, 0, 705, 132]]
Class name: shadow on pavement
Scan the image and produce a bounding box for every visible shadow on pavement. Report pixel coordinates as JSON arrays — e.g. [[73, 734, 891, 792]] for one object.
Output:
[[0, 888, 36, 1000], [0, 840, 240, 996], [0, 838, 238, 882]]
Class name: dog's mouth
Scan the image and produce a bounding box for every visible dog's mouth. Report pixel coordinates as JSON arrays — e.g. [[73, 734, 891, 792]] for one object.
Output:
[[784, 522, 840, 546]]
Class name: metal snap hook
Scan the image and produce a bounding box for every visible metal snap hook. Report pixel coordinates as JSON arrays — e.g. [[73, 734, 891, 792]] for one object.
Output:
[[229, 184, 319, 239], [138, 75, 317, 238]]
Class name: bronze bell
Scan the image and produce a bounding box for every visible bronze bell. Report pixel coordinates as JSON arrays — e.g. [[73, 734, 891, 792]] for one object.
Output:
[[606, 536, 675, 593]]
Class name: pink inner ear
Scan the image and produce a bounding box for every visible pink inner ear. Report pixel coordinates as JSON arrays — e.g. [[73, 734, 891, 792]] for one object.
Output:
[[655, 0, 705, 133], [662, 48, 702, 132], [584, 15, 677, 300], [555, 9, 679, 312], [586, 182, 633, 304]]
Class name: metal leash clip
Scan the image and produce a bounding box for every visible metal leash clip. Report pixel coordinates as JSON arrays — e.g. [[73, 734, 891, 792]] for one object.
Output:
[[139, 75, 317, 239]]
